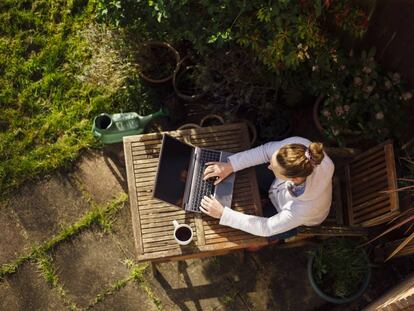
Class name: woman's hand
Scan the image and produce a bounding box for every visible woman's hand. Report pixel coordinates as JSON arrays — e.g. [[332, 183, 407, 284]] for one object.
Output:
[[203, 161, 233, 185], [199, 195, 224, 219]]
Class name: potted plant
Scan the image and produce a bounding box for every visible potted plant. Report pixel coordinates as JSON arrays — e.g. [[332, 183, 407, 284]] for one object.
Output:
[[173, 56, 207, 101], [308, 238, 371, 304], [134, 41, 180, 84], [313, 49, 412, 146]]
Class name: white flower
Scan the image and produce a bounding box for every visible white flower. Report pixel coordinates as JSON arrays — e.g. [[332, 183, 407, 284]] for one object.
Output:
[[375, 112, 384, 120], [312, 65, 320, 72], [353, 77, 362, 86], [335, 106, 345, 116], [332, 128, 340, 136], [322, 109, 332, 120], [364, 85, 374, 94], [362, 66, 372, 74], [402, 92, 413, 101], [392, 72, 401, 83], [384, 80, 392, 90]]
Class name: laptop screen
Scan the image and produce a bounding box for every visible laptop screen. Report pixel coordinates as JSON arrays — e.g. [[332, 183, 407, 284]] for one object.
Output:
[[153, 134, 193, 208]]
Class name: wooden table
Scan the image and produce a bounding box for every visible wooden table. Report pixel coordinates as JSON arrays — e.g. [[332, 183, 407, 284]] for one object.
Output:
[[123, 123, 268, 265]]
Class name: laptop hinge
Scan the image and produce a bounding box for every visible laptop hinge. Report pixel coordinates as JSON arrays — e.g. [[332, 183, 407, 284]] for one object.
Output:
[[182, 147, 198, 209]]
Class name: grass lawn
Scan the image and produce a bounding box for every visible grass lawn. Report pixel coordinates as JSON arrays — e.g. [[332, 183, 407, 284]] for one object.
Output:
[[0, 0, 155, 195]]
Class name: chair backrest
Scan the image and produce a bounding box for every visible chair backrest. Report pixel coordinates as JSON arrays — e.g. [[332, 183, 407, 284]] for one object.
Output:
[[294, 142, 398, 238], [345, 141, 399, 227]]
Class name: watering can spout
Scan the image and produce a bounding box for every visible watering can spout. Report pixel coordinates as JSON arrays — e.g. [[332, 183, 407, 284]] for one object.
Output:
[[138, 106, 169, 129]]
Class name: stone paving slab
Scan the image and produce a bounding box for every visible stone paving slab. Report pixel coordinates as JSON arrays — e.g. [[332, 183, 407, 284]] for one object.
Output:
[[110, 203, 136, 259], [73, 149, 125, 204], [0, 280, 20, 311], [243, 244, 326, 311], [0, 204, 28, 265], [149, 256, 250, 311], [7, 174, 90, 245], [93, 281, 159, 311], [52, 229, 130, 309], [1, 262, 66, 311]]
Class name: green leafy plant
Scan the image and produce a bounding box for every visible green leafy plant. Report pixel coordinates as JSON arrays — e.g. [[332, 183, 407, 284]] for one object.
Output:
[[96, 0, 369, 72], [195, 47, 278, 114], [318, 49, 412, 145], [311, 238, 370, 299]]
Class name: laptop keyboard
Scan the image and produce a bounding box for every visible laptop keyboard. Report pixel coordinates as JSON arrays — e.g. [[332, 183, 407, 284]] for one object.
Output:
[[188, 149, 221, 212]]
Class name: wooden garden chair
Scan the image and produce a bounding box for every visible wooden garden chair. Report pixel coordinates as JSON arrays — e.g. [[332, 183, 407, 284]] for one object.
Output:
[[288, 141, 400, 242], [344, 140, 399, 227], [320, 141, 399, 228]]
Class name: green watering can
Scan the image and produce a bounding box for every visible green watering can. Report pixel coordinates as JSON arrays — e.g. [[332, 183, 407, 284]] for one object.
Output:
[[92, 107, 169, 144]]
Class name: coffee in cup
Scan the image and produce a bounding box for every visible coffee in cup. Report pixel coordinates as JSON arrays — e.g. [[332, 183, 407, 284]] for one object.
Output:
[[172, 220, 193, 245]]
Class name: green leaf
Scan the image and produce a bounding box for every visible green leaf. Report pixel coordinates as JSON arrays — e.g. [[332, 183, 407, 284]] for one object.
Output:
[[314, 0, 322, 17]]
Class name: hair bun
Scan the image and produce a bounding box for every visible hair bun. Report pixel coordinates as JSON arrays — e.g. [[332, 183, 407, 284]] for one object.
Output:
[[308, 142, 324, 165]]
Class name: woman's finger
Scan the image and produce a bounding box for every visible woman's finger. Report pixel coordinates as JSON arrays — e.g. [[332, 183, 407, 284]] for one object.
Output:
[[205, 161, 220, 166], [200, 199, 209, 208], [199, 205, 209, 215], [203, 166, 212, 177], [213, 177, 222, 186], [203, 172, 217, 180], [203, 195, 212, 202]]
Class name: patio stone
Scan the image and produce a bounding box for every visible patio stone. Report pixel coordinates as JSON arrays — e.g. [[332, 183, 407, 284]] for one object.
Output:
[[8, 174, 90, 245], [93, 281, 159, 311], [0, 280, 20, 311], [3, 262, 66, 311], [73, 149, 126, 204], [110, 202, 136, 259], [242, 244, 326, 311], [149, 255, 251, 311], [0, 204, 28, 265], [51, 229, 130, 308]]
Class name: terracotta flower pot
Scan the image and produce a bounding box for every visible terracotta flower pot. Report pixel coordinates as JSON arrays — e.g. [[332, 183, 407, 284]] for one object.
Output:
[[308, 238, 371, 304], [136, 41, 180, 84], [173, 56, 206, 101]]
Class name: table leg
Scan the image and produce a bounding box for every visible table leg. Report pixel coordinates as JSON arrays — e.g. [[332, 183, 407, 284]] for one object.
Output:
[[237, 250, 245, 264], [150, 262, 159, 277]]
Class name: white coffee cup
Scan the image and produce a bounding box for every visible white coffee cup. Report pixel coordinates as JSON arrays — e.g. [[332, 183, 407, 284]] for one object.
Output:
[[172, 220, 193, 245]]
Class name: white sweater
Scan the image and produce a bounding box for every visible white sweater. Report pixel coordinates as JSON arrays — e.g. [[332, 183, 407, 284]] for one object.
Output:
[[219, 136, 335, 237]]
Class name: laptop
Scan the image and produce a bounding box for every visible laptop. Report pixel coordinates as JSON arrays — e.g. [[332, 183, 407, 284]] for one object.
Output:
[[152, 134, 235, 213]]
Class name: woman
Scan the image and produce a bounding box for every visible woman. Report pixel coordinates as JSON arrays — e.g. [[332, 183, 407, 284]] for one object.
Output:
[[200, 136, 334, 239]]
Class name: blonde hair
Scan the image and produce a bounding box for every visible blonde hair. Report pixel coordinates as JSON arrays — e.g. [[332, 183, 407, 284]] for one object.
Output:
[[275, 142, 324, 178]]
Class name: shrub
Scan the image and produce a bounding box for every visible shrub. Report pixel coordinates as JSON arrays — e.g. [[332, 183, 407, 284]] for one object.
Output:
[[318, 48, 412, 145], [96, 0, 368, 72]]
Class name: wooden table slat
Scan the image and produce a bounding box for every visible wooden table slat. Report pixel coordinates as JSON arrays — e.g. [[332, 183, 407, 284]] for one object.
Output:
[[130, 131, 246, 151], [124, 123, 267, 262]]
